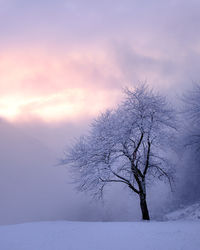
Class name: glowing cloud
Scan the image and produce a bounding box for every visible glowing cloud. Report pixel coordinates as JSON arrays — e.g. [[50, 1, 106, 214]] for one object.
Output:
[[0, 48, 122, 122]]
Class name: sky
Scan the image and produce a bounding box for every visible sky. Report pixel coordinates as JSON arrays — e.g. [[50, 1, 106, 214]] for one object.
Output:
[[0, 0, 200, 224], [1, 0, 200, 123]]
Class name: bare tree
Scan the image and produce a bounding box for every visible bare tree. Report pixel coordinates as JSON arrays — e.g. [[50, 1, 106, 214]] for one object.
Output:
[[182, 83, 200, 152], [62, 84, 176, 220]]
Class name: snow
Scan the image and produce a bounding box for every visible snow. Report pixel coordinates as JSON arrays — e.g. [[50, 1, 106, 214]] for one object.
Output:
[[0, 220, 199, 250], [165, 202, 200, 221]]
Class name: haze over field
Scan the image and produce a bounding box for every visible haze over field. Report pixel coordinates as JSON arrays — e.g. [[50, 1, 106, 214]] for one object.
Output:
[[0, 0, 200, 224]]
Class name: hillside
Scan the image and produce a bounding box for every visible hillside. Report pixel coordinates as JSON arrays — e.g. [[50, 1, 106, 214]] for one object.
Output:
[[165, 202, 200, 221]]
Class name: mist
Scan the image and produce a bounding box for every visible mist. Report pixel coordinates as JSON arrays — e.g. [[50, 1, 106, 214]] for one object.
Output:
[[0, 113, 175, 225], [0, 84, 199, 225], [0, 0, 200, 224], [0, 118, 141, 224]]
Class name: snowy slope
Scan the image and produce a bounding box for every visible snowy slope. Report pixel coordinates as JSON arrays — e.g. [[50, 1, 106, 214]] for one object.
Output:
[[0, 221, 199, 250], [165, 202, 200, 221]]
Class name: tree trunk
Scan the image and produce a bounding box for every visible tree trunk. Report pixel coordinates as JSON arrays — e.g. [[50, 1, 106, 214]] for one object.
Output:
[[139, 193, 150, 220]]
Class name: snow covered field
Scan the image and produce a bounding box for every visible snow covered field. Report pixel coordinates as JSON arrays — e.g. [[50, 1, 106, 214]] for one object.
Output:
[[0, 220, 199, 250]]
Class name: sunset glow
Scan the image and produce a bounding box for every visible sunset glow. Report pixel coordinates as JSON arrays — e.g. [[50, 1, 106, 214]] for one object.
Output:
[[0, 88, 121, 122], [0, 1, 198, 123], [0, 49, 121, 122]]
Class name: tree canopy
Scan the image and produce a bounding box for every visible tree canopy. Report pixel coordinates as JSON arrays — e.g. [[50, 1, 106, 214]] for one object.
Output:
[[62, 84, 176, 220]]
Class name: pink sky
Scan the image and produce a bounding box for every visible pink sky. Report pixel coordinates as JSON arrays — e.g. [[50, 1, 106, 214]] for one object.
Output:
[[0, 47, 123, 122], [1, 1, 199, 123]]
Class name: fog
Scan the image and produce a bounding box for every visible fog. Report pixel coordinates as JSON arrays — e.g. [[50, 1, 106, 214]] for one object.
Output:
[[0, 116, 174, 225], [0, 86, 199, 225], [0, 119, 134, 224], [0, 0, 200, 224]]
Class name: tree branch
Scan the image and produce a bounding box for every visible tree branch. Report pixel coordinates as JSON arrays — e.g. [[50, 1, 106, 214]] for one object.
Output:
[[143, 139, 151, 176], [133, 132, 144, 158], [150, 164, 173, 191]]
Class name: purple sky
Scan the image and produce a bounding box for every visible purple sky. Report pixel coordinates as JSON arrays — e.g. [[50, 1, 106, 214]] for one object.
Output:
[[0, 0, 200, 224], [0, 0, 200, 122]]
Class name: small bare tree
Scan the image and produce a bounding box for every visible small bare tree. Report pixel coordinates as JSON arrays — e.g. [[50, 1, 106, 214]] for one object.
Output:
[[62, 85, 176, 220], [182, 83, 200, 152]]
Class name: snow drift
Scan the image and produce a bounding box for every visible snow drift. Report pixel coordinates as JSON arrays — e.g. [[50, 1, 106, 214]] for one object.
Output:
[[165, 202, 200, 221]]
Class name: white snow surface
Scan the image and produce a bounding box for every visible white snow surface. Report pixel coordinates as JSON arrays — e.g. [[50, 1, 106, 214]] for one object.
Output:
[[0, 220, 199, 250], [165, 202, 200, 221]]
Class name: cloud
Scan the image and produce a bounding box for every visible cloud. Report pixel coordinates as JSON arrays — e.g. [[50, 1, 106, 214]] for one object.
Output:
[[0, 48, 122, 122], [0, 0, 199, 48], [1, 0, 200, 95]]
